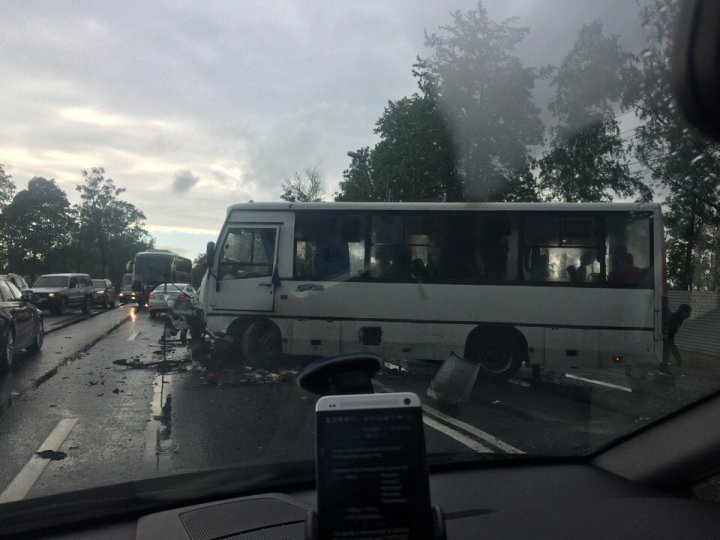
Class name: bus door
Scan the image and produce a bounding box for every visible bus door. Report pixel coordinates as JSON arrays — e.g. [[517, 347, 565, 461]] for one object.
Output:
[[213, 225, 280, 312]]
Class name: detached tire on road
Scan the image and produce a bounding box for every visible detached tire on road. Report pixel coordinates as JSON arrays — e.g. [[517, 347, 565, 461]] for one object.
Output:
[[468, 331, 524, 380], [0, 328, 15, 375], [242, 320, 282, 369]]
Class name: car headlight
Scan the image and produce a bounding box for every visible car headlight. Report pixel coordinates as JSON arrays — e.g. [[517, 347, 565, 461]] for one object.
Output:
[[119, 293, 124, 297], [48, 293, 55, 297]]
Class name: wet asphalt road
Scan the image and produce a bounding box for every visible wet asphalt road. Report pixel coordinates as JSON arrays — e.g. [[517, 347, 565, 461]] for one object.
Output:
[[0, 305, 718, 503]]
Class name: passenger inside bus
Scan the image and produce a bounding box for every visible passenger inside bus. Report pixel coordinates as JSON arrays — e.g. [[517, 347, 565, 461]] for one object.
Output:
[[608, 250, 643, 285]]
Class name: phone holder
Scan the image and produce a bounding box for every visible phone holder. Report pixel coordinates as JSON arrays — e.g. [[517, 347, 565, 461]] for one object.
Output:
[[305, 506, 446, 540], [295, 352, 383, 395], [297, 353, 448, 539]]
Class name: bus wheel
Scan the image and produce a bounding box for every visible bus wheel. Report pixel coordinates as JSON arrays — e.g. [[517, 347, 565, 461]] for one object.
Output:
[[471, 335, 523, 380], [242, 320, 282, 369]]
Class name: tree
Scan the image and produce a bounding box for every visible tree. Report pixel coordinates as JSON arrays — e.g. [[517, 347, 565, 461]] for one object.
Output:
[[3, 177, 75, 278], [75, 167, 152, 280], [633, 0, 720, 290], [413, 2, 544, 201], [538, 22, 650, 202], [0, 164, 18, 268], [335, 147, 382, 202], [0, 164, 16, 211], [280, 167, 325, 202], [192, 252, 207, 287], [370, 94, 461, 202]]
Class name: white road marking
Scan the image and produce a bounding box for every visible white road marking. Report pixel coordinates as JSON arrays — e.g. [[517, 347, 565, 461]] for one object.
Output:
[[422, 416, 492, 453], [127, 331, 140, 341], [374, 380, 523, 454], [565, 373, 633, 392], [0, 418, 78, 503], [422, 403, 524, 454]]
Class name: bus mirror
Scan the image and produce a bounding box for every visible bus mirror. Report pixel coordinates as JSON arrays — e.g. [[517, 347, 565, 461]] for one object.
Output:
[[170, 262, 177, 283], [126, 260, 134, 272], [206, 241, 216, 265]]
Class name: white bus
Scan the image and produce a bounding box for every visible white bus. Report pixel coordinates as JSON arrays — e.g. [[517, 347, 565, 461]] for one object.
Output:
[[199, 202, 664, 379]]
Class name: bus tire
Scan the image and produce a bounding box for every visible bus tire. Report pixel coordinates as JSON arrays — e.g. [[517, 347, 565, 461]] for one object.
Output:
[[467, 329, 524, 380], [242, 320, 282, 369]]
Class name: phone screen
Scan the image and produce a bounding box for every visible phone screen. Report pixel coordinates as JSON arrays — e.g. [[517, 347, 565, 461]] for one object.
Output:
[[316, 397, 433, 540]]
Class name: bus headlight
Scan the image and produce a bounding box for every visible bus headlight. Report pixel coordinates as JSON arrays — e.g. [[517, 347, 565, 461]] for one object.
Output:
[[48, 293, 55, 297]]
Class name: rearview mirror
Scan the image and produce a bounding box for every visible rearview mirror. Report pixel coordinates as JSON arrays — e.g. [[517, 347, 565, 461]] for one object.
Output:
[[672, 0, 720, 139], [206, 241, 216, 266]]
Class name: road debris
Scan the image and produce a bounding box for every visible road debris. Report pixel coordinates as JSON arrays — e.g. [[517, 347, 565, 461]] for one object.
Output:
[[35, 450, 67, 460]]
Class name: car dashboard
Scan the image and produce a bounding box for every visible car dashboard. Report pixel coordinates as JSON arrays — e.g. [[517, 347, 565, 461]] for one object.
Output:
[[28, 462, 720, 539]]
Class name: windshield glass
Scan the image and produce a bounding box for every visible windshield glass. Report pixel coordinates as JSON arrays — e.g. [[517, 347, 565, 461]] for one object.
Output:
[[134, 254, 172, 285], [2, 0, 719, 519], [32, 276, 68, 288]]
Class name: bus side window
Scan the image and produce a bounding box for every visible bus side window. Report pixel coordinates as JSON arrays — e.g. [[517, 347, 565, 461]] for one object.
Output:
[[476, 216, 518, 282], [370, 216, 407, 280], [523, 216, 600, 283], [606, 214, 652, 287], [294, 214, 363, 280]]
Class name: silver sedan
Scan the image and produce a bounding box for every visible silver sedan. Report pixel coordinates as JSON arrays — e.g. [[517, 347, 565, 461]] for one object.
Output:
[[148, 283, 196, 318]]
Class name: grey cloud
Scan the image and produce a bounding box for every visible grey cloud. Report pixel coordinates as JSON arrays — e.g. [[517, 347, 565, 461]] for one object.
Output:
[[172, 170, 200, 193]]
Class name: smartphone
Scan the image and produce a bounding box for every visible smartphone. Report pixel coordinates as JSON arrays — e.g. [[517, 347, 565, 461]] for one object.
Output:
[[315, 392, 433, 540]]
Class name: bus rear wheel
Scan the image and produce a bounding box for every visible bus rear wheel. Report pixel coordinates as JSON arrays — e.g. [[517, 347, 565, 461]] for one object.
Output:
[[470, 334, 523, 380], [242, 320, 282, 370]]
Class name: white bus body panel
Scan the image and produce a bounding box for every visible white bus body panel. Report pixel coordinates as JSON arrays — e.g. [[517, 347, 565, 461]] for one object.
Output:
[[202, 203, 661, 370]]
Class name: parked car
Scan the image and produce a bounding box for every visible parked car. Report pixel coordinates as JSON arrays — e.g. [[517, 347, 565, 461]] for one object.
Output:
[[0, 275, 43, 374], [0, 274, 29, 291], [148, 283, 196, 318], [92, 279, 117, 309], [26, 273, 95, 315], [117, 284, 137, 304]]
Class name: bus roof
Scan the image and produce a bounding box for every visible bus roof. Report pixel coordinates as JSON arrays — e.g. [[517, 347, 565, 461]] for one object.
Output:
[[226, 201, 661, 214], [135, 250, 190, 260]]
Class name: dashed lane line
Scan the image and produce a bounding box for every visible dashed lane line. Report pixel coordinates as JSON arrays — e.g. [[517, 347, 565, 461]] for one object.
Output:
[[0, 418, 78, 503]]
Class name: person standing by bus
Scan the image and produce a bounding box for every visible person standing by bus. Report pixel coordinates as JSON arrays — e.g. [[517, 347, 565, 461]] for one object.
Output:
[[660, 304, 692, 373]]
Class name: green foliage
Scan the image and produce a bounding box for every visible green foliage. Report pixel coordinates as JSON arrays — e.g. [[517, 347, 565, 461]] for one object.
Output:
[[335, 2, 541, 203], [75, 167, 152, 281], [335, 147, 382, 202], [0, 164, 16, 211], [634, 0, 720, 290], [3, 177, 76, 279], [538, 22, 650, 203], [371, 94, 461, 202], [192, 252, 207, 287], [413, 2, 543, 201]]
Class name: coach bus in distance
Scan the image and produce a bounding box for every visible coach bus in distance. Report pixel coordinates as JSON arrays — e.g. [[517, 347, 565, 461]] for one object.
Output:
[[127, 249, 192, 307], [198, 202, 664, 379]]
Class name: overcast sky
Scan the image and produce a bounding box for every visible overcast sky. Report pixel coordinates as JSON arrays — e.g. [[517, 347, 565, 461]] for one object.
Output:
[[0, 1, 644, 258]]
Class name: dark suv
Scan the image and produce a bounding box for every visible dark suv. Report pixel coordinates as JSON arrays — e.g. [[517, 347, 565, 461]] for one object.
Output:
[[27, 273, 95, 315]]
